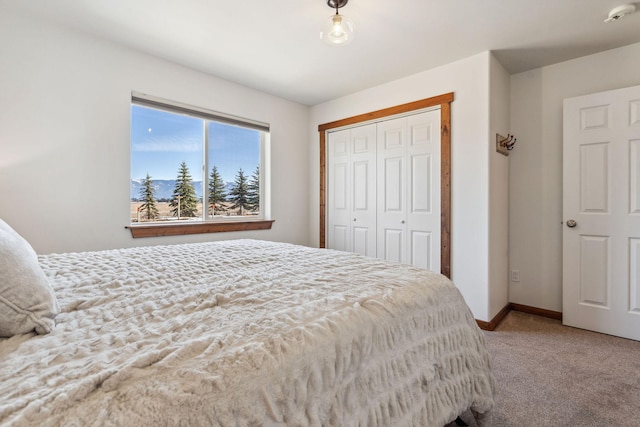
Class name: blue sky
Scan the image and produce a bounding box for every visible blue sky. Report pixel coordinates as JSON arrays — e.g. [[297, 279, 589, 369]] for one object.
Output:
[[131, 105, 260, 182]]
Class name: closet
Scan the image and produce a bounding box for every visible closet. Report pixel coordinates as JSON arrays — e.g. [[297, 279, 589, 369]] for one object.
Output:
[[326, 109, 441, 270]]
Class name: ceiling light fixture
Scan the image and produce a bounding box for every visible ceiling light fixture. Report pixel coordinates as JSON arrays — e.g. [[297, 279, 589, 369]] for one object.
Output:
[[320, 0, 355, 46], [604, 3, 636, 22]]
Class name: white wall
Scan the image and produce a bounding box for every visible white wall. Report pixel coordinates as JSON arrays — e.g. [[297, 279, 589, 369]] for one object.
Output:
[[0, 9, 310, 254], [309, 52, 501, 322], [509, 42, 640, 311], [488, 55, 511, 318]]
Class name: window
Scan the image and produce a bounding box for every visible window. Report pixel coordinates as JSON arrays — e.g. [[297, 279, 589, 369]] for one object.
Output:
[[129, 93, 272, 237]]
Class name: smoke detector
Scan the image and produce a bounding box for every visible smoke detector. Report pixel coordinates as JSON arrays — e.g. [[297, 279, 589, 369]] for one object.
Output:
[[604, 3, 636, 22]]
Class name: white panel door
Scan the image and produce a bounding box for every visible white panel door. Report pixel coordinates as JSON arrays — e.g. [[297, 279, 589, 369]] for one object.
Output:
[[377, 116, 407, 263], [406, 110, 441, 270], [563, 84, 640, 341], [327, 124, 377, 257], [350, 124, 377, 257], [327, 128, 351, 253], [377, 110, 441, 269]]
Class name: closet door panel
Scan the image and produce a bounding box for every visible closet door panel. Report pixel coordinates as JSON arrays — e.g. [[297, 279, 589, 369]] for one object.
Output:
[[333, 163, 349, 210], [406, 111, 441, 270], [410, 230, 432, 270], [327, 124, 376, 257], [410, 153, 431, 213], [352, 226, 371, 256], [382, 228, 403, 263], [351, 124, 377, 257], [327, 129, 352, 252], [382, 157, 403, 211], [332, 225, 349, 252], [377, 117, 407, 263], [380, 124, 405, 150], [352, 161, 372, 256]]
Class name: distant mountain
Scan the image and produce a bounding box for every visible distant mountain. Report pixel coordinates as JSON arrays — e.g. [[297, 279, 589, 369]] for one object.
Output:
[[130, 179, 235, 201]]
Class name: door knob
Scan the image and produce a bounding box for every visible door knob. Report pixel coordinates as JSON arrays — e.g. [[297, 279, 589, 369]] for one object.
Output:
[[566, 219, 577, 228], [353, 218, 357, 222]]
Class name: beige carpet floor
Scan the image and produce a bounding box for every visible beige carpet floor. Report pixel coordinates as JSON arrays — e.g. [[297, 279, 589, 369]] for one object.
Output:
[[452, 311, 640, 427]]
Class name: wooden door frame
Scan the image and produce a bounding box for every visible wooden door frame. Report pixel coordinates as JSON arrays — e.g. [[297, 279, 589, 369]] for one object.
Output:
[[318, 92, 454, 278]]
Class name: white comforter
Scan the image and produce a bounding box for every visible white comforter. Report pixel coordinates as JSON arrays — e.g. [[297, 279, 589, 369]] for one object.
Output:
[[0, 239, 494, 426]]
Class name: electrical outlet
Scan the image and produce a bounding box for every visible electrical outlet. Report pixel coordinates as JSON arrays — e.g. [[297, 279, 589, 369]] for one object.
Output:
[[511, 270, 520, 282]]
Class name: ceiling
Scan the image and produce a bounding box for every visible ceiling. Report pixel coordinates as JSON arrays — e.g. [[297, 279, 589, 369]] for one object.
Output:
[[5, 0, 640, 106]]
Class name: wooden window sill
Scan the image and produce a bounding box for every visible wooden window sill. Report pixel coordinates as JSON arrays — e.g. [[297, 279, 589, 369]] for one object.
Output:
[[126, 220, 274, 238]]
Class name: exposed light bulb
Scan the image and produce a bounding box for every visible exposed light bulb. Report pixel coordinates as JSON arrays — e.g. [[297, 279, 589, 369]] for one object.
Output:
[[330, 15, 345, 38], [320, 12, 355, 45]]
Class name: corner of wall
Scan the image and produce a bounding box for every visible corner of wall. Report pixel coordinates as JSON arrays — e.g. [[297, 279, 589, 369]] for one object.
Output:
[[487, 53, 511, 320]]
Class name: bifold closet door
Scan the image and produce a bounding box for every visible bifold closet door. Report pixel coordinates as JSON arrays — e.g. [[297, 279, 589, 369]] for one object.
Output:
[[327, 124, 377, 257], [377, 110, 441, 270]]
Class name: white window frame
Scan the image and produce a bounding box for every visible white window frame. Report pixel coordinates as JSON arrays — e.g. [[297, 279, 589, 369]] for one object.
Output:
[[128, 92, 272, 236]]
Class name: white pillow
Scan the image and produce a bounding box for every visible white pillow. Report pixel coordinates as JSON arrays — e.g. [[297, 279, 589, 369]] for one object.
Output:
[[0, 219, 59, 337]]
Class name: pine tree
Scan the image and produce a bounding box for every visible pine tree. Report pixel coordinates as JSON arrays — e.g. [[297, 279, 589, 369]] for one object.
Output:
[[138, 173, 159, 221], [169, 161, 199, 218], [228, 168, 249, 215], [208, 165, 227, 215], [246, 165, 260, 213]]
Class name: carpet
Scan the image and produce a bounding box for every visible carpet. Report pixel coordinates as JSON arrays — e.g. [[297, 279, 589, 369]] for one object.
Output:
[[449, 311, 640, 427]]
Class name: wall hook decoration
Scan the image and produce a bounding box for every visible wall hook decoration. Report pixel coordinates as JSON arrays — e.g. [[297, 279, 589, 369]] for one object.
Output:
[[496, 133, 517, 156]]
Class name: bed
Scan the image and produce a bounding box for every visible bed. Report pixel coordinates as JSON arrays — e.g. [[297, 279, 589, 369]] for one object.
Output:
[[0, 226, 494, 426]]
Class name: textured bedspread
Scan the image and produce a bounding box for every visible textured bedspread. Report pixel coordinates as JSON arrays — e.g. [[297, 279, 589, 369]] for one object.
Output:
[[0, 239, 494, 426]]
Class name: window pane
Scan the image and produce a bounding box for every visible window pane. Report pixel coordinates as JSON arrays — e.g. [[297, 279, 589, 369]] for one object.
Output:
[[130, 96, 267, 227], [207, 122, 261, 218], [131, 105, 203, 223]]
